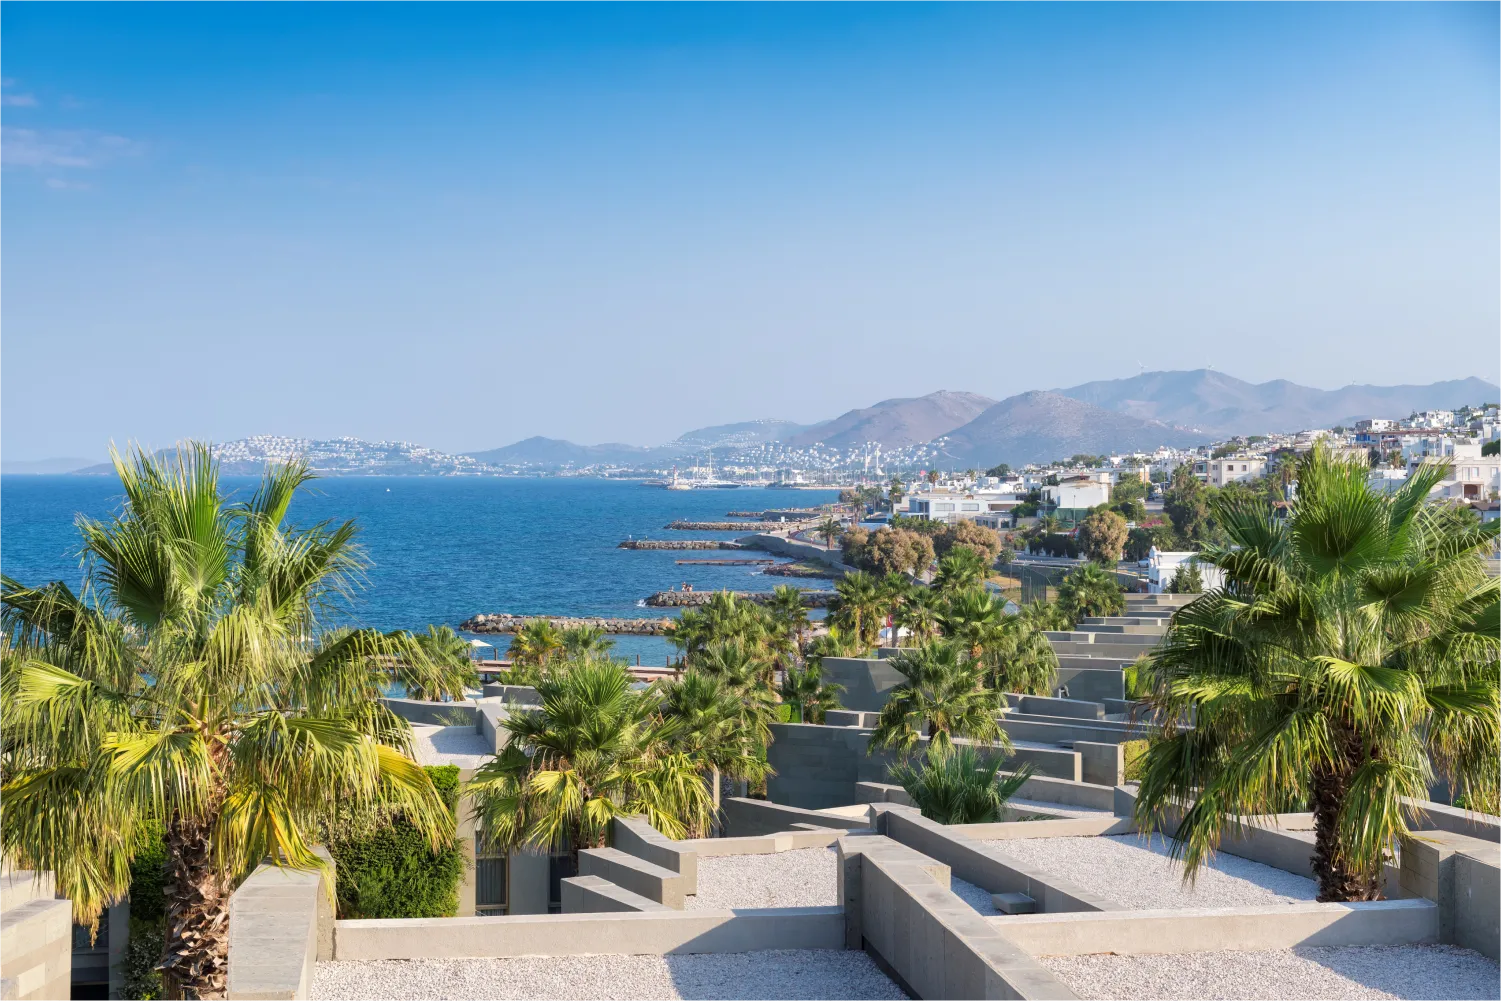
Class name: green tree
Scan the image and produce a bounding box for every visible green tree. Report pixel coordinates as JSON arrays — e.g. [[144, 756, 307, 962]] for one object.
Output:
[[508, 618, 563, 678], [559, 624, 615, 661], [1111, 476, 1150, 507], [1077, 509, 1130, 564], [779, 663, 845, 724], [0, 446, 457, 998], [818, 516, 843, 550], [934, 521, 1003, 565], [938, 588, 1006, 662], [889, 744, 1035, 824], [987, 616, 1059, 697], [1056, 563, 1126, 621], [468, 660, 713, 871], [893, 586, 944, 647], [657, 669, 771, 828], [410, 625, 481, 700], [764, 584, 811, 663], [831, 571, 885, 647], [932, 549, 987, 596], [986, 464, 1012, 478], [666, 591, 770, 664], [868, 643, 1007, 756], [888, 476, 906, 511], [1163, 465, 1214, 544], [1135, 446, 1500, 901], [1166, 561, 1204, 594], [854, 528, 934, 576]]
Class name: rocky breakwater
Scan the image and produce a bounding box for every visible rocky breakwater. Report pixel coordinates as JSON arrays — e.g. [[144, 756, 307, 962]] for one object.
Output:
[[666, 520, 816, 531], [618, 539, 743, 550], [644, 589, 835, 608], [461, 613, 674, 635], [762, 562, 836, 578], [726, 508, 828, 519]]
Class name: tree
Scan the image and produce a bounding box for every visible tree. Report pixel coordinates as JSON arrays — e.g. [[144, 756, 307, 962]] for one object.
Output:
[[1163, 465, 1214, 545], [986, 464, 1012, 478], [1077, 509, 1130, 565], [926, 469, 940, 486], [1166, 561, 1203, 594], [468, 660, 713, 871], [934, 520, 1003, 565], [852, 528, 934, 576], [1125, 524, 1179, 562], [818, 516, 842, 550], [1134, 446, 1500, 902], [0, 446, 459, 998], [893, 586, 944, 646], [888, 476, 906, 511], [889, 744, 1035, 824], [1483, 439, 1499, 457], [932, 549, 987, 596], [559, 624, 615, 661], [410, 625, 481, 700], [1056, 563, 1125, 621], [779, 663, 845, 724], [509, 619, 563, 677], [878, 573, 912, 647], [764, 584, 810, 665], [987, 616, 1059, 696], [665, 591, 770, 664], [830, 571, 885, 647], [657, 669, 771, 828], [938, 588, 1006, 662], [1111, 476, 1150, 507], [868, 643, 1006, 756]]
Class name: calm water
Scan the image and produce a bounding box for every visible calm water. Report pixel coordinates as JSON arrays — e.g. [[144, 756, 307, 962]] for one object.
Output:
[[0, 476, 839, 664]]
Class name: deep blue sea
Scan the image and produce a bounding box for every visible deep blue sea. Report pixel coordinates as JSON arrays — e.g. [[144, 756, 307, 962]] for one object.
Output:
[[0, 476, 839, 664]]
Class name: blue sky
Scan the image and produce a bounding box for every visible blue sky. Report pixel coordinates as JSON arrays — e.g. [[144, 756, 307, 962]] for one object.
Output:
[[3, 3, 1497, 459]]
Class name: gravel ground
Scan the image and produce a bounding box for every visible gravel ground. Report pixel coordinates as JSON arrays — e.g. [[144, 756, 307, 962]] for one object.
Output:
[[409, 724, 493, 769], [987, 833, 1316, 909], [311, 950, 907, 1000], [1043, 944, 1501, 1000], [949, 875, 1000, 915], [685, 847, 839, 910]]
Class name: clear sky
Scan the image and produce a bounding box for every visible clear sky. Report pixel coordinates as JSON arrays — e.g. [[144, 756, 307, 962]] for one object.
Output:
[[3, 3, 1497, 460]]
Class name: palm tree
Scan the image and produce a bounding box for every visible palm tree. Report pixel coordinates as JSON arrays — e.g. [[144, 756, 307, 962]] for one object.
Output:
[[1135, 446, 1500, 902], [657, 670, 770, 829], [1056, 563, 1125, 622], [988, 616, 1059, 697], [938, 587, 1006, 662], [468, 660, 712, 873], [1038, 513, 1062, 537], [0, 446, 459, 998], [803, 624, 866, 666], [926, 469, 940, 486], [932, 550, 987, 596], [508, 618, 563, 674], [559, 624, 615, 661], [665, 591, 770, 664], [779, 662, 845, 724], [868, 642, 1007, 756], [889, 744, 1036, 824], [818, 516, 842, 550], [878, 573, 912, 647], [411, 625, 480, 700], [893, 586, 944, 647], [831, 571, 884, 648], [764, 584, 810, 668], [888, 476, 906, 512]]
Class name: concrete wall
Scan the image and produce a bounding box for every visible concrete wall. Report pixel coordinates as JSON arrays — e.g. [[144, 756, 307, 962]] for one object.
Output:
[[333, 908, 845, 960], [1453, 845, 1500, 961], [997, 899, 1440, 957], [1400, 830, 1501, 961], [1006, 695, 1103, 720], [1073, 742, 1124, 787], [577, 849, 690, 909], [820, 658, 908, 713], [876, 809, 1117, 914], [739, 533, 853, 572], [837, 835, 1074, 1000], [0, 871, 72, 1001], [720, 797, 859, 838], [560, 876, 670, 913], [379, 696, 478, 727], [480, 684, 541, 705], [613, 817, 698, 892], [226, 849, 335, 1001], [1053, 661, 1127, 703]]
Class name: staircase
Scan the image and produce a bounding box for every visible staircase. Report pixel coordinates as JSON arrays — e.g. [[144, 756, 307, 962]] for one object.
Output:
[[0, 870, 72, 1001], [1047, 593, 1194, 703]]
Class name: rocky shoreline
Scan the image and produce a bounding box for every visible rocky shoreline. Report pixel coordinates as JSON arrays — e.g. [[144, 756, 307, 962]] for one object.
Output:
[[644, 589, 835, 608], [617, 539, 744, 550], [725, 508, 826, 519], [461, 613, 674, 635], [761, 562, 836, 578]]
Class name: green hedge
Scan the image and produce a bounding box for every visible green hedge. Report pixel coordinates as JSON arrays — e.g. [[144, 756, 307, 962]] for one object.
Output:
[[327, 765, 465, 919]]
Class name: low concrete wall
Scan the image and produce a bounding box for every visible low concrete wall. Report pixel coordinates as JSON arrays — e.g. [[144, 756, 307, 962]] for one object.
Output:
[[739, 533, 853, 572], [1409, 800, 1501, 843], [878, 810, 1116, 914], [333, 908, 845, 960], [1453, 845, 1500, 961], [825, 709, 880, 728], [678, 829, 845, 855], [951, 817, 1133, 840], [1073, 742, 1124, 787], [379, 697, 477, 727], [560, 876, 671, 914], [577, 848, 689, 909], [821, 658, 908, 713], [613, 817, 698, 893], [1400, 830, 1500, 960], [997, 899, 1439, 957], [1013, 774, 1115, 811], [1006, 695, 1103, 720], [0, 871, 72, 1001], [720, 797, 859, 838], [480, 683, 541, 705], [226, 849, 335, 1001], [838, 835, 1074, 1000]]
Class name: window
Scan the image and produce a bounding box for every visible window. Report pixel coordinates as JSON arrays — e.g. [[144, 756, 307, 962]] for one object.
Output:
[[961, 503, 980, 511], [475, 829, 508, 916], [548, 853, 577, 914]]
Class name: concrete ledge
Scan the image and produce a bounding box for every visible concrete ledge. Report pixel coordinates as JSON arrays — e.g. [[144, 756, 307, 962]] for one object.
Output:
[[379, 697, 477, 727], [995, 899, 1440, 957], [678, 828, 847, 856], [951, 817, 1133, 840], [1012, 774, 1116, 811], [226, 850, 335, 1001], [613, 817, 697, 894], [560, 875, 671, 913], [878, 809, 1117, 914], [578, 848, 689, 909], [332, 908, 845, 960], [722, 797, 868, 837], [1408, 800, 1501, 843]]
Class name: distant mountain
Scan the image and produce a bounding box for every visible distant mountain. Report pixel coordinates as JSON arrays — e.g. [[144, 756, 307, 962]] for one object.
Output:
[[936, 391, 1211, 468], [2, 456, 102, 475], [1056, 370, 1499, 437], [465, 436, 659, 467], [785, 391, 996, 449], [672, 419, 810, 449]]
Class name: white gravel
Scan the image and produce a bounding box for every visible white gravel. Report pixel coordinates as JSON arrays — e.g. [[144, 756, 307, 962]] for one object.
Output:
[[311, 950, 907, 1000], [409, 724, 492, 769], [685, 847, 839, 910], [949, 875, 1001, 915], [1043, 944, 1501, 1000], [986, 833, 1317, 909]]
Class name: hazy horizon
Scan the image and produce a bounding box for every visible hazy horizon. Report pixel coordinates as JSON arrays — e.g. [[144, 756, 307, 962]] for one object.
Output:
[[4, 4, 1498, 460]]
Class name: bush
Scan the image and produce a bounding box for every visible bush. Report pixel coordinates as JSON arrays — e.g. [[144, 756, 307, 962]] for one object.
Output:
[[1122, 740, 1151, 782], [843, 526, 934, 575], [327, 765, 465, 919], [1077, 509, 1129, 564], [123, 918, 165, 1000], [933, 520, 1003, 565], [127, 821, 169, 923]]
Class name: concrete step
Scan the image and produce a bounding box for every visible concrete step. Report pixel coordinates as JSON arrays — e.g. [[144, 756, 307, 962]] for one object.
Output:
[[1046, 631, 1159, 645], [0, 872, 54, 914], [1079, 617, 1170, 627], [992, 892, 1036, 915], [1075, 623, 1167, 636]]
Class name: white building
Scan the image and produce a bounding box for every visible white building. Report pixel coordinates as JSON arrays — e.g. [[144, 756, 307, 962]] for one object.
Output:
[[1192, 455, 1267, 487], [1145, 551, 1225, 594], [1355, 418, 1396, 433], [1407, 410, 1457, 430], [1042, 477, 1110, 511], [902, 484, 1022, 524]]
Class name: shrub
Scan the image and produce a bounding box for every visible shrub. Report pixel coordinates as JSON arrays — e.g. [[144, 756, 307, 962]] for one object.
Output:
[[1122, 740, 1151, 783], [123, 919, 166, 1000], [1077, 509, 1129, 564], [933, 520, 1002, 564], [327, 765, 465, 919]]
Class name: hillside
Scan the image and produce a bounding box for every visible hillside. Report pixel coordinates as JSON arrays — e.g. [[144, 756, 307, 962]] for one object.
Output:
[[673, 419, 810, 449], [465, 436, 659, 467], [1056, 370, 1499, 437], [785, 390, 995, 449], [937, 391, 1210, 468]]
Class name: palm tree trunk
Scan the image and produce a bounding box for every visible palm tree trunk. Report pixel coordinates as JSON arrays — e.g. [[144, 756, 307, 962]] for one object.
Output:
[[1309, 742, 1381, 902], [161, 816, 230, 1000]]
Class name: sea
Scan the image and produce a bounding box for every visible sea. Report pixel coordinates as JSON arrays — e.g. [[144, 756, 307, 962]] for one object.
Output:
[[0, 475, 839, 664]]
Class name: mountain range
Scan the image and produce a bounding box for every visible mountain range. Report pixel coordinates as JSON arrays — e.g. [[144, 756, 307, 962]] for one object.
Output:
[[462, 369, 1496, 469]]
